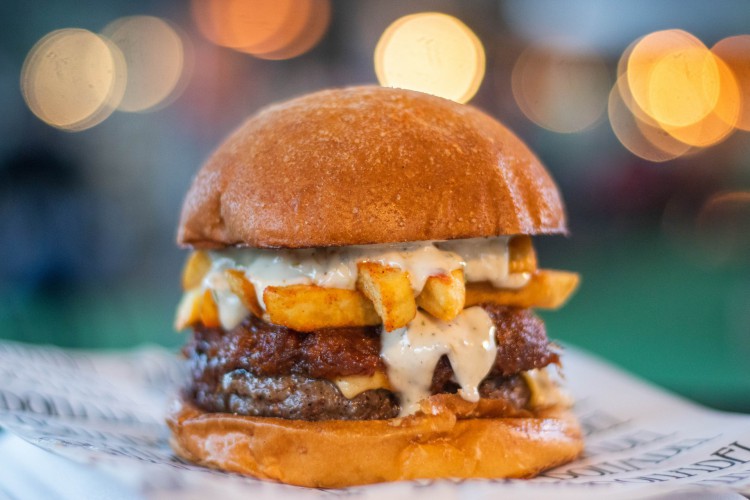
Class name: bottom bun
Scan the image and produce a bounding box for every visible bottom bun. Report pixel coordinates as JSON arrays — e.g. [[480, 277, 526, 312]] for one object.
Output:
[[168, 398, 583, 487]]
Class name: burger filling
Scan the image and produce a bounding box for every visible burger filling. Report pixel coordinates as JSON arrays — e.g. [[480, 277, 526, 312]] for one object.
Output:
[[176, 236, 579, 421]]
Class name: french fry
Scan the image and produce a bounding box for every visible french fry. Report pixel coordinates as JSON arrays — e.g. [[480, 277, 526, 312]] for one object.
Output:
[[181, 251, 211, 290], [264, 285, 380, 332], [174, 288, 203, 331], [508, 235, 537, 274], [225, 269, 263, 318], [416, 269, 465, 321], [465, 270, 580, 310], [199, 289, 221, 328], [356, 262, 416, 331]]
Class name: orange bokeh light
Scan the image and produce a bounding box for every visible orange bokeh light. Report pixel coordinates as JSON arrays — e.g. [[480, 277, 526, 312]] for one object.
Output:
[[253, 0, 330, 60], [611, 29, 745, 160], [628, 30, 719, 128], [191, 0, 330, 60], [658, 55, 739, 148], [616, 38, 661, 125], [647, 47, 719, 127], [608, 76, 690, 162], [712, 35, 750, 131]]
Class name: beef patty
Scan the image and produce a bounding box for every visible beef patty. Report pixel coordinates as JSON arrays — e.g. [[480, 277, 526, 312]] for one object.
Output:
[[184, 304, 558, 420], [189, 370, 531, 421]]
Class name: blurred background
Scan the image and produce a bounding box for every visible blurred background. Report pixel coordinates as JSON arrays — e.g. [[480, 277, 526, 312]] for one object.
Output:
[[1, 0, 748, 411]]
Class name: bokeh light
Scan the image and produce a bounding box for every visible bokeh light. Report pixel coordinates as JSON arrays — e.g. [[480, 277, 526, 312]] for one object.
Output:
[[191, 0, 330, 60], [254, 0, 330, 60], [616, 38, 637, 85], [511, 45, 610, 133], [695, 191, 750, 264], [657, 55, 739, 148], [608, 76, 690, 162], [616, 38, 656, 125], [627, 30, 719, 128], [103, 16, 189, 113], [712, 35, 750, 131], [192, 0, 291, 49], [620, 76, 696, 158], [374, 12, 485, 104], [21, 29, 126, 131], [611, 29, 746, 161]]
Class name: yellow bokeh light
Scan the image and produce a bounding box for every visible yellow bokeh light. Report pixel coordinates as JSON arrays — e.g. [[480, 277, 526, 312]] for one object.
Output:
[[511, 45, 610, 133], [712, 35, 750, 131], [627, 87, 694, 159], [608, 76, 690, 162], [632, 111, 695, 159], [616, 38, 661, 125], [646, 46, 720, 127], [191, 0, 330, 60], [103, 16, 188, 113], [21, 29, 126, 131], [613, 29, 744, 161], [658, 54, 739, 148], [374, 12, 485, 104], [616, 38, 639, 83], [627, 30, 719, 127]]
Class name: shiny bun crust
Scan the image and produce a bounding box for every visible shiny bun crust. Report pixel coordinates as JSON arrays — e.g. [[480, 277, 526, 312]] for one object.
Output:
[[167, 398, 583, 487], [178, 86, 567, 249]]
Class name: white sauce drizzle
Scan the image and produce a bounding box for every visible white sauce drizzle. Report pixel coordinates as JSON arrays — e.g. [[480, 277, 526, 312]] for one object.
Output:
[[189, 239, 534, 411], [380, 307, 497, 416], [201, 258, 249, 329], [198, 237, 531, 330]]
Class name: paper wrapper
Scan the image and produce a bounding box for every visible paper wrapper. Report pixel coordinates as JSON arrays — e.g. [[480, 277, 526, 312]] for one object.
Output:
[[0, 339, 749, 499]]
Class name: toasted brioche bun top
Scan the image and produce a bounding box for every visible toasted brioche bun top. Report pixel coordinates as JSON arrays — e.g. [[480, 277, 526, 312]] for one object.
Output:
[[178, 86, 566, 249]]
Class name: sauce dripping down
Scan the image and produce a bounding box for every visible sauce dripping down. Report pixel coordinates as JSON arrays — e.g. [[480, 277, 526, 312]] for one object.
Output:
[[199, 237, 530, 330], [380, 307, 497, 416]]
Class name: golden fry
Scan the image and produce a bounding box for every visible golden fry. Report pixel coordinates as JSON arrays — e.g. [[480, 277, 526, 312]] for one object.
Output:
[[174, 288, 202, 331], [200, 289, 221, 328], [181, 251, 211, 290], [508, 235, 537, 274], [356, 262, 416, 331], [264, 285, 380, 332], [225, 269, 263, 318], [416, 269, 465, 321], [465, 270, 580, 310]]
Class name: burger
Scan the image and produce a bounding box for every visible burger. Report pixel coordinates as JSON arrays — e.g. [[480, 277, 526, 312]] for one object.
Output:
[[167, 86, 583, 487]]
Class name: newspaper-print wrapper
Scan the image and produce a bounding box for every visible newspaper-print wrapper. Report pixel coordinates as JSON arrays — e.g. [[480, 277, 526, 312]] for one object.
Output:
[[0, 339, 749, 499]]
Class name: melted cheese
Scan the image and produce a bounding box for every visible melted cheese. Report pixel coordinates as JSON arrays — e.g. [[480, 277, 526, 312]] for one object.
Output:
[[199, 237, 530, 330], [522, 367, 573, 410], [331, 364, 572, 411], [332, 371, 391, 399], [380, 307, 497, 416]]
